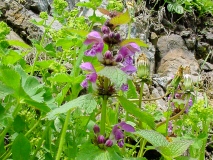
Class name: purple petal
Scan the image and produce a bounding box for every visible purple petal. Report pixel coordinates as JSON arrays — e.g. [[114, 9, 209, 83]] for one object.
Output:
[[85, 43, 104, 57], [127, 43, 141, 53], [97, 135, 105, 144], [117, 140, 124, 148], [188, 98, 193, 107], [80, 62, 95, 72], [119, 122, 135, 132], [105, 139, 113, 147], [123, 56, 133, 66], [114, 129, 124, 140], [121, 84, 128, 91], [84, 31, 102, 45], [81, 79, 88, 88], [93, 124, 100, 134], [121, 65, 137, 74], [119, 46, 132, 57], [86, 72, 97, 83]]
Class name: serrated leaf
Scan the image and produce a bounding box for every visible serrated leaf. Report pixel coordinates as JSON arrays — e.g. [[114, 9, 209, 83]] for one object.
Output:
[[12, 133, 31, 160], [7, 40, 31, 49], [48, 73, 74, 83], [127, 80, 138, 99], [46, 94, 97, 120], [157, 140, 192, 158], [110, 10, 131, 26], [118, 96, 155, 129], [135, 130, 169, 147], [2, 50, 22, 65], [77, 143, 122, 160], [98, 66, 128, 88], [120, 39, 148, 47], [0, 82, 14, 99]]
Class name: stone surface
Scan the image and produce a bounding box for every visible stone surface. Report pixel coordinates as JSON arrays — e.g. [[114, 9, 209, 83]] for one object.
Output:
[[184, 36, 196, 50], [151, 88, 167, 111], [157, 34, 187, 59], [157, 49, 199, 78], [198, 59, 213, 71], [205, 32, 213, 45]]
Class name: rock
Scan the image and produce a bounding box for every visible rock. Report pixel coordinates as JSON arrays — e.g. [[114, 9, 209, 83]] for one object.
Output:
[[184, 36, 196, 50], [157, 34, 187, 59], [196, 41, 209, 60], [152, 75, 172, 90], [6, 30, 25, 42], [198, 59, 213, 71], [157, 49, 199, 78], [180, 30, 191, 38], [22, 0, 51, 14], [151, 88, 167, 111], [205, 32, 213, 45]]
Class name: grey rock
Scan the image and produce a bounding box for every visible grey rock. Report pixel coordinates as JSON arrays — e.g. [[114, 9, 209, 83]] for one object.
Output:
[[198, 59, 213, 71], [185, 37, 196, 50], [206, 32, 213, 45], [196, 42, 209, 59], [152, 76, 172, 90], [151, 88, 167, 111], [157, 49, 199, 78], [157, 34, 187, 59], [180, 30, 191, 38]]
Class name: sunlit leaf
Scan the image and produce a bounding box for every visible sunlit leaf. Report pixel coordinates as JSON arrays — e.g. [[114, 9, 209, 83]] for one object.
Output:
[[7, 40, 31, 49], [120, 39, 148, 47], [118, 96, 155, 129], [47, 94, 97, 120], [48, 73, 74, 83], [98, 66, 128, 88], [135, 130, 169, 147], [110, 10, 131, 27]]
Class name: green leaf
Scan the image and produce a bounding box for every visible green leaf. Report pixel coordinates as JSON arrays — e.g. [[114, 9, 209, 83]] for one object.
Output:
[[175, 156, 197, 160], [47, 94, 97, 120], [110, 10, 131, 27], [120, 38, 148, 48], [77, 143, 122, 160], [2, 50, 22, 65], [0, 82, 14, 99], [76, 0, 102, 10], [65, 28, 89, 37], [174, 5, 184, 14], [157, 140, 192, 158], [56, 38, 75, 50], [56, 84, 71, 106], [12, 133, 31, 160], [48, 73, 74, 83], [98, 66, 128, 88], [135, 130, 169, 147], [7, 40, 31, 49], [127, 80, 138, 99], [35, 60, 55, 69], [118, 96, 155, 129], [167, 4, 174, 12], [13, 115, 25, 133]]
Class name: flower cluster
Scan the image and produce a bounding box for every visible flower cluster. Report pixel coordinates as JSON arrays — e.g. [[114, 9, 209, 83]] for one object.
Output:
[[93, 122, 135, 149]]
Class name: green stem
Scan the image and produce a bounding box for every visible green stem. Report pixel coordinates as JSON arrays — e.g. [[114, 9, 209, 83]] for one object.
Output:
[[25, 117, 42, 137], [55, 109, 72, 160], [127, 22, 131, 39], [115, 101, 119, 123], [0, 103, 21, 146], [31, 122, 51, 160], [100, 95, 108, 135], [138, 81, 144, 108], [137, 139, 147, 157]]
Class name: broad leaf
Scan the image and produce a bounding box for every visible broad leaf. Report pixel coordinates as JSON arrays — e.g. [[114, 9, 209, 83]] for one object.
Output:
[[2, 50, 22, 65], [13, 115, 25, 133], [48, 73, 73, 83], [127, 80, 138, 99], [77, 143, 122, 160], [7, 40, 31, 49], [0, 82, 14, 99], [56, 38, 75, 50], [135, 130, 169, 147], [12, 133, 31, 160], [157, 140, 192, 158], [47, 94, 97, 120], [110, 10, 131, 27], [120, 39, 148, 48], [118, 96, 155, 129], [98, 67, 128, 88]]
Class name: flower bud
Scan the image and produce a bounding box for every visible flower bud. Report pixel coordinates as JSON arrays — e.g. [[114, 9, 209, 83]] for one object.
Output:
[[115, 54, 123, 62], [105, 139, 113, 147], [101, 26, 110, 34], [117, 140, 124, 148], [183, 74, 193, 92], [93, 124, 100, 134], [103, 34, 110, 44], [97, 135, 105, 144], [109, 32, 115, 39], [137, 53, 150, 80], [104, 51, 113, 59], [114, 33, 121, 42]]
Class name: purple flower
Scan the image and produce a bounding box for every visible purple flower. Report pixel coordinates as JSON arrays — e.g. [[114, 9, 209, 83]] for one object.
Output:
[[168, 121, 173, 134], [188, 98, 193, 107], [121, 84, 128, 91], [105, 139, 113, 147], [117, 140, 124, 148], [119, 121, 135, 132], [97, 135, 105, 144], [84, 31, 104, 57], [119, 43, 140, 57], [80, 62, 97, 88], [93, 124, 100, 134]]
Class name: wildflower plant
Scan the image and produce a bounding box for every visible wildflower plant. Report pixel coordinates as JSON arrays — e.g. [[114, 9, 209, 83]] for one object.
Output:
[[0, 0, 212, 159]]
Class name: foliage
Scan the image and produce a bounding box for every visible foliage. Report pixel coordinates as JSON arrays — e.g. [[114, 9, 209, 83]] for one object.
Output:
[[0, 0, 212, 159]]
